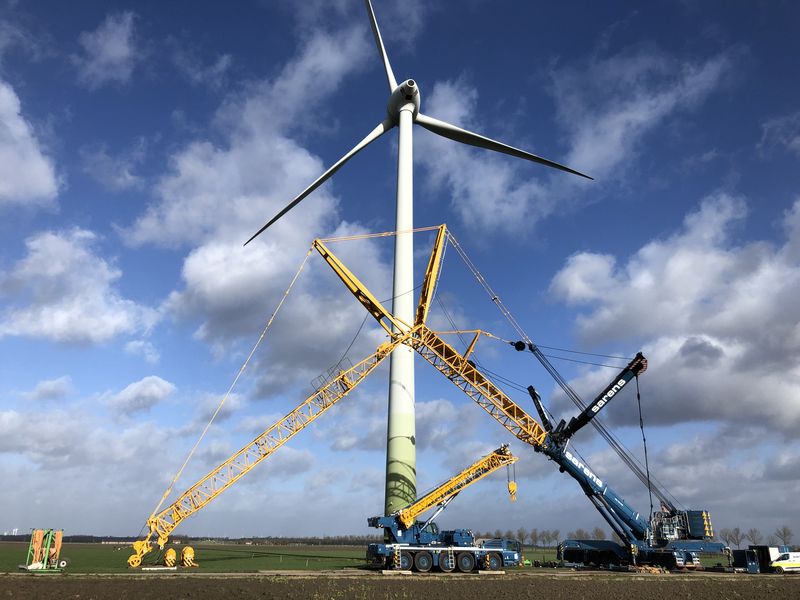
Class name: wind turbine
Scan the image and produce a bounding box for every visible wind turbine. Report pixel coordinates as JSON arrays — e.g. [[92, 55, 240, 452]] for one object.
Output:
[[245, 0, 591, 515]]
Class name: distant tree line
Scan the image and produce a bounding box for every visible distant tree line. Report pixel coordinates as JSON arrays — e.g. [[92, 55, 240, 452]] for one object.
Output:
[[473, 527, 599, 547], [717, 525, 794, 548], [7, 525, 792, 550]]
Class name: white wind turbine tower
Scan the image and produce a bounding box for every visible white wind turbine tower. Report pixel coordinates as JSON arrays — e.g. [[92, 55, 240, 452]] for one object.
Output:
[[245, 0, 591, 515]]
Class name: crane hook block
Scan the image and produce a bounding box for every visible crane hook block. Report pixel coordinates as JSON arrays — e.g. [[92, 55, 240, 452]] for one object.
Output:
[[507, 480, 517, 502]]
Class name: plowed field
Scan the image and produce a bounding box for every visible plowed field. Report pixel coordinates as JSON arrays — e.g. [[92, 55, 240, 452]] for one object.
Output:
[[2, 570, 798, 600]]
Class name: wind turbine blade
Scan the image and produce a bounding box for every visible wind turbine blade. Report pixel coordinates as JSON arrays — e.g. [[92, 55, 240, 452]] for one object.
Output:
[[244, 119, 395, 246], [415, 112, 593, 180], [365, 0, 398, 92]]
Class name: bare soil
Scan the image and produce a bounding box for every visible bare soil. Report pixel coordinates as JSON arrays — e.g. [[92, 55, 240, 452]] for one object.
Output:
[[2, 569, 798, 600]]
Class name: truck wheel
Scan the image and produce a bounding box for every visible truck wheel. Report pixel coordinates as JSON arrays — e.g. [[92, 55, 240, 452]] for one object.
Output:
[[457, 552, 475, 573], [488, 552, 502, 571], [775, 566, 784, 574], [399, 551, 413, 571], [414, 551, 433, 572], [439, 552, 455, 572]]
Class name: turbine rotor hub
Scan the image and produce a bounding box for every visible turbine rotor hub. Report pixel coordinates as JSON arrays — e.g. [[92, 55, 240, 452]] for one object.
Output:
[[387, 78, 421, 120]]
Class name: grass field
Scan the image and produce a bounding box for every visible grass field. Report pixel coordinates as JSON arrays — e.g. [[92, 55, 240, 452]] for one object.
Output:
[[1, 542, 370, 573], [1, 541, 560, 574]]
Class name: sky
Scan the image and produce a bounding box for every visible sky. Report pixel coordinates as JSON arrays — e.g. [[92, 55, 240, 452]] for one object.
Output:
[[1, 0, 799, 546]]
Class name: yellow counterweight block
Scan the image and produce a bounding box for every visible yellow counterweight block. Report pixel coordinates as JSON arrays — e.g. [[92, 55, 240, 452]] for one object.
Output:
[[181, 546, 197, 567], [164, 548, 177, 567]]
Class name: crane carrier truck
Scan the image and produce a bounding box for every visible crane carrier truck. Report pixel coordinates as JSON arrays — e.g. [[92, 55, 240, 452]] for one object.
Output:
[[367, 445, 522, 572]]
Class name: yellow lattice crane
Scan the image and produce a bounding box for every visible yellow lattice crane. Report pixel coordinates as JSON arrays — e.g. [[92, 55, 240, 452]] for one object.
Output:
[[127, 334, 408, 567], [395, 444, 517, 529], [315, 225, 549, 452], [322, 223, 722, 570], [129, 223, 542, 569]]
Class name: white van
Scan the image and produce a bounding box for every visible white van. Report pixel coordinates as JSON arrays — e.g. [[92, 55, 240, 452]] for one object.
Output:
[[771, 552, 800, 573]]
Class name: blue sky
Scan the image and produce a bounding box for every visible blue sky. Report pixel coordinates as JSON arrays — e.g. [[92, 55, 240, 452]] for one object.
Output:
[[1, 0, 799, 544]]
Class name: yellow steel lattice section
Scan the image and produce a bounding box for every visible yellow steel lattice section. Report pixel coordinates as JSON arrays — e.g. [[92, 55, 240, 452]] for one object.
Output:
[[311, 224, 550, 453], [410, 325, 548, 448], [396, 445, 517, 529], [129, 336, 404, 567]]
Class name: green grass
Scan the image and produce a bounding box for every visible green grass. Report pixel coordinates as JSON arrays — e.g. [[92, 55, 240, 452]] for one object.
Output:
[[521, 546, 559, 564], [1, 542, 368, 574], [11, 542, 719, 574], [699, 553, 729, 569]]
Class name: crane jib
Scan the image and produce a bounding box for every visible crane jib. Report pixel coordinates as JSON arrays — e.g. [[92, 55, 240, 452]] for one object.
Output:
[[560, 352, 647, 440]]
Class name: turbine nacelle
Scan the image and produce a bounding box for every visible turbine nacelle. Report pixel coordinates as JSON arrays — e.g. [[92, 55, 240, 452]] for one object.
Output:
[[243, 0, 592, 247], [387, 79, 420, 120]]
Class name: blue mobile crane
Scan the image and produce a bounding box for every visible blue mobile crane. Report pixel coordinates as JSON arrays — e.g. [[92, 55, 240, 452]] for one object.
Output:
[[523, 350, 726, 568], [367, 445, 523, 572]]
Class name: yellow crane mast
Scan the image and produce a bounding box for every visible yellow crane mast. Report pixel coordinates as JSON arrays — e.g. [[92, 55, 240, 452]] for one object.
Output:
[[128, 334, 408, 567], [315, 225, 549, 452], [395, 445, 518, 529]]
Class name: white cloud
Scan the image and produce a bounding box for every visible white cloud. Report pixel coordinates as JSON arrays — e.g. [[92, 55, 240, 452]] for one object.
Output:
[[575, 428, 800, 537], [125, 339, 160, 364], [417, 79, 549, 232], [170, 40, 232, 90], [178, 393, 244, 436], [290, 0, 431, 48], [321, 391, 482, 456], [0, 406, 170, 468], [416, 48, 733, 233], [759, 110, 800, 158], [416, 398, 479, 451], [109, 375, 176, 415], [553, 49, 733, 178], [123, 26, 400, 394], [0, 20, 29, 58], [20, 376, 73, 401], [127, 26, 368, 248], [80, 139, 146, 191], [0, 80, 59, 206], [72, 12, 138, 89], [549, 193, 800, 433], [366, 0, 433, 48], [0, 18, 48, 64], [0, 228, 158, 343]]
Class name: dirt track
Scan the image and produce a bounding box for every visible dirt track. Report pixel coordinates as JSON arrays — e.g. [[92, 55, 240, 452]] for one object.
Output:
[[2, 570, 798, 600]]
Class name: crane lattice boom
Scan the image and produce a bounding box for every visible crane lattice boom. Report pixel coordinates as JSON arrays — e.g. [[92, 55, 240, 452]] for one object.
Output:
[[396, 445, 517, 529], [128, 334, 406, 567]]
